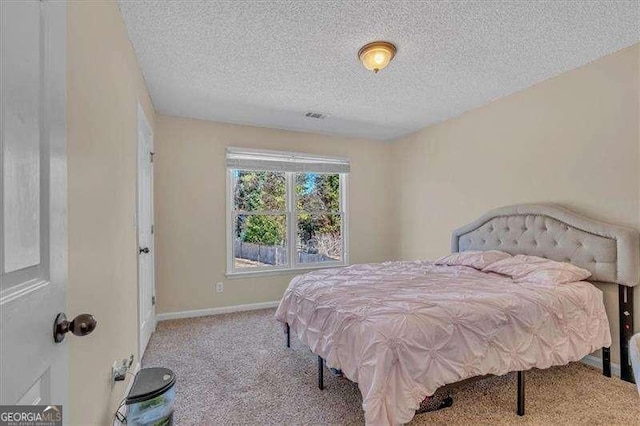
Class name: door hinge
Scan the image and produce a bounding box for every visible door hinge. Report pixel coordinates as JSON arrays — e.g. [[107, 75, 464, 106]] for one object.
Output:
[[152, 296, 156, 306], [150, 152, 155, 163], [151, 224, 154, 234]]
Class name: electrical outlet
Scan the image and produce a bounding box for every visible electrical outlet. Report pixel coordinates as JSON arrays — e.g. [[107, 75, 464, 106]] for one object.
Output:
[[216, 282, 224, 293], [112, 354, 135, 382], [112, 360, 126, 382]]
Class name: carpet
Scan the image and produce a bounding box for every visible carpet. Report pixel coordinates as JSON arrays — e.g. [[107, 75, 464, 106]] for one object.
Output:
[[142, 308, 640, 425]]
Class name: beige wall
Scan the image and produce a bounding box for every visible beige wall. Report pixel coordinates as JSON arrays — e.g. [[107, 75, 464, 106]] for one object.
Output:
[[391, 44, 640, 364], [154, 115, 395, 314], [67, 1, 155, 424], [65, 1, 638, 420], [154, 45, 639, 365]]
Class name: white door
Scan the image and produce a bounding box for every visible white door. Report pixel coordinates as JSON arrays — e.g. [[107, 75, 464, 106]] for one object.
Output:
[[1, 0, 68, 409], [137, 104, 156, 358]]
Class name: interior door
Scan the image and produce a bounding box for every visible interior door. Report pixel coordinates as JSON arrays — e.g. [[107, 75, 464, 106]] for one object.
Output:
[[0, 0, 68, 408], [137, 104, 156, 358]]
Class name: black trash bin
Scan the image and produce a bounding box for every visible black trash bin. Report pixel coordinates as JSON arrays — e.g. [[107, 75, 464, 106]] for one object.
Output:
[[126, 367, 176, 426]]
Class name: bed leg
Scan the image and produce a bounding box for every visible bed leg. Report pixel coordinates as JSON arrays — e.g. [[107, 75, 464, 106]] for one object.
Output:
[[318, 356, 324, 390], [517, 371, 525, 416], [285, 323, 290, 348], [602, 347, 611, 377], [619, 285, 635, 383]]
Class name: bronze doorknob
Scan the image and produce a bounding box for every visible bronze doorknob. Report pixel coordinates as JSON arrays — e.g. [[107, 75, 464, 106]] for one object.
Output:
[[53, 313, 97, 343]]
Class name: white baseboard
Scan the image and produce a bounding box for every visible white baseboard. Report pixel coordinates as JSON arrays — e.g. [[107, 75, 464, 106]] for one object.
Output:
[[156, 301, 280, 321], [581, 354, 621, 378]]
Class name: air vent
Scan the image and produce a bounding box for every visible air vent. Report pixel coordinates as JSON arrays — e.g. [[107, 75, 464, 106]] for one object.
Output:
[[304, 111, 328, 119]]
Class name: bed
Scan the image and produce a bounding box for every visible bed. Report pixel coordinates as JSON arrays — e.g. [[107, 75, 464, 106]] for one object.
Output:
[[275, 204, 639, 425]]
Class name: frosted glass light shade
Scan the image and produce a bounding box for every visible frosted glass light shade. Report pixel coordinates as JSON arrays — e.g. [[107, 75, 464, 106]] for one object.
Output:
[[358, 41, 396, 73]]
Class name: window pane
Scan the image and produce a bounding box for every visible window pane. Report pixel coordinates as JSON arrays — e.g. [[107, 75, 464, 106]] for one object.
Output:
[[296, 173, 340, 212], [297, 213, 342, 264], [234, 170, 286, 211], [234, 214, 287, 268]]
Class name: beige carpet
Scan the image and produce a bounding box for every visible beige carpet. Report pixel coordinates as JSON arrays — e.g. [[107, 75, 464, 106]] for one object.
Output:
[[142, 308, 640, 425]]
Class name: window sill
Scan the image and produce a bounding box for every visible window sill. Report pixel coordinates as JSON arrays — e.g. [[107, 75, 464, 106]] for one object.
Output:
[[225, 263, 346, 280]]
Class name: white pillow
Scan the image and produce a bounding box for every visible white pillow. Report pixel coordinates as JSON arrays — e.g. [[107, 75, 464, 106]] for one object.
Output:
[[435, 250, 512, 270], [482, 254, 592, 285]]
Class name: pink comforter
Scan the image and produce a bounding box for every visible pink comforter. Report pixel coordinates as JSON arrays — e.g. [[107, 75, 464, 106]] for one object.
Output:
[[275, 261, 611, 425]]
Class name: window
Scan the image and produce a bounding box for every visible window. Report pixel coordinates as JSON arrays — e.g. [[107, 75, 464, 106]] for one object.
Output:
[[226, 148, 349, 275]]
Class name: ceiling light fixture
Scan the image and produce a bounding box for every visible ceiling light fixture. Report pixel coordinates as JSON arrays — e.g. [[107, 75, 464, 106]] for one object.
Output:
[[358, 41, 396, 73]]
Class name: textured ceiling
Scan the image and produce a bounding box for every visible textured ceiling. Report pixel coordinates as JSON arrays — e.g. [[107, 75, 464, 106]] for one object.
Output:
[[119, 1, 639, 141]]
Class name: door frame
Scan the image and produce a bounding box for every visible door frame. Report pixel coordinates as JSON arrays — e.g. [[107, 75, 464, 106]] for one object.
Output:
[[136, 101, 156, 359]]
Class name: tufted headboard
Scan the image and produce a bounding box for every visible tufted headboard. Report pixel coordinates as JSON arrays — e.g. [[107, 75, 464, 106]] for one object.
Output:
[[451, 203, 640, 287]]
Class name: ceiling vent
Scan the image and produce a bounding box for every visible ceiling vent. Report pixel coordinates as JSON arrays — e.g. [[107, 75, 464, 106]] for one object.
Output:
[[304, 111, 328, 119]]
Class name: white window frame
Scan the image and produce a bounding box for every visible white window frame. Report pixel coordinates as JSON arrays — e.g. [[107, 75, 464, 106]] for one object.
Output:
[[226, 169, 349, 278]]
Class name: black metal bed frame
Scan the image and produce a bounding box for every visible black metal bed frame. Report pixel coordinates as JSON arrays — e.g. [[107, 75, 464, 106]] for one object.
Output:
[[619, 285, 635, 383], [284, 283, 634, 417]]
